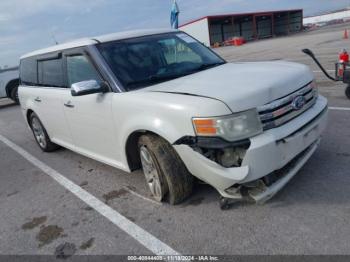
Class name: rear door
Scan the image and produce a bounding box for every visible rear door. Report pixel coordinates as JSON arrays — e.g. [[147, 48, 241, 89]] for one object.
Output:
[[36, 54, 74, 147], [61, 49, 120, 166], [20, 55, 73, 147]]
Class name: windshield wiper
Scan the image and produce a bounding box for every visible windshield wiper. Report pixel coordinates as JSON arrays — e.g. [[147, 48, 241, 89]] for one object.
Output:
[[193, 62, 225, 72], [125, 74, 184, 89], [125, 62, 225, 90]]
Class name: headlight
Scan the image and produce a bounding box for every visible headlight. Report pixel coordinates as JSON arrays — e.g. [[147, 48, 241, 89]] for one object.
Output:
[[193, 109, 263, 142]]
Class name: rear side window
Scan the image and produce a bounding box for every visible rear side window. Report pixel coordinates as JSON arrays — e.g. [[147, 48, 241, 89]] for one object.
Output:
[[38, 58, 65, 87], [20, 58, 38, 85]]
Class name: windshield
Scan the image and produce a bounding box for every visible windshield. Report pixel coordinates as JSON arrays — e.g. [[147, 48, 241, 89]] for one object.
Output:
[[97, 32, 225, 90]]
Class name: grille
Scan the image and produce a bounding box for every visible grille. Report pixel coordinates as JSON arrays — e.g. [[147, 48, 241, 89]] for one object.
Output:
[[258, 82, 318, 131]]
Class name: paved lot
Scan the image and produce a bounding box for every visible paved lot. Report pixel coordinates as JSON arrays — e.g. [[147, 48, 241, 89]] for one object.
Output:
[[0, 23, 350, 257]]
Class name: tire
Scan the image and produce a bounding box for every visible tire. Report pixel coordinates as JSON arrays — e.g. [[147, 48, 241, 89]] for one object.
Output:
[[29, 113, 59, 152], [138, 134, 193, 205], [346, 85, 350, 100], [10, 86, 19, 104]]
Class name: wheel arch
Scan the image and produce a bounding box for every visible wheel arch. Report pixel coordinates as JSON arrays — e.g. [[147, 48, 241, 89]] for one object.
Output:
[[5, 78, 19, 97], [26, 109, 34, 127], [125, 129, 173, 171]]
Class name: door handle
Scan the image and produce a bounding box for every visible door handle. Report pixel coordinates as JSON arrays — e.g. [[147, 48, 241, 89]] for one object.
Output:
[[64, 101, 75, 108], [34, 97, 41, 102]]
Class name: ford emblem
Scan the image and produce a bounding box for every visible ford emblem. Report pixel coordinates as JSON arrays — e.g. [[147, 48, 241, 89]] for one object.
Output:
[[291, 96, 306, 110]]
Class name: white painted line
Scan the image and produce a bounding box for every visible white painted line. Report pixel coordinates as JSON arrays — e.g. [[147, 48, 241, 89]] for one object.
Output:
[[329, 106, 350, 111], [123, 186, 162, 206], [0, 134, 179, 256]]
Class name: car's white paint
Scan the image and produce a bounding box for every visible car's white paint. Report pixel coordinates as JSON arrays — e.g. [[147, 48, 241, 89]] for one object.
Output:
[[0, 69, 18, 98], [20, 86, 230, 172], [146, 61, 313, 112], [19, 29, 328, 201]]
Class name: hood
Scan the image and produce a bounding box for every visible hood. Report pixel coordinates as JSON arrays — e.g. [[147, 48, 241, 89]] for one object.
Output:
[[145, 61, 313, 112]]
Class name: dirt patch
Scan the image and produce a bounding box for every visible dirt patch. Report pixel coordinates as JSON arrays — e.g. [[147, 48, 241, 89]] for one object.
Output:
[[80, 238, 95, 250], [126, 185, 137, 191], [337, 152, 350, 157], [71, 222, 79, 227], [22, 216, 47, 230], [157, 219, 162, 223], [55, 242, 76, 259], [79, 181, 88, 187], [125, 215, 136, 222], [7, 191, 18, 197], [36, 225, 63, 247], [182, 197, 204, 207], [103, 189, 128, 204], [83, 206, 93, 211]]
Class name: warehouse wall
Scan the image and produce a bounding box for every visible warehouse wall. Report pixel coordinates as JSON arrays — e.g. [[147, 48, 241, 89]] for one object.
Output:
[[179, 18, 211, 46], [289, 10, 303, 32], [181, 10, 303, 47], [256, 15, 272, 38], [274, 12, 289, 35]]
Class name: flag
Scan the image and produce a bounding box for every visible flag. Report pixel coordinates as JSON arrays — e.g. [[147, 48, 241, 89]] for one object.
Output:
[[170, 0, 180, 29]]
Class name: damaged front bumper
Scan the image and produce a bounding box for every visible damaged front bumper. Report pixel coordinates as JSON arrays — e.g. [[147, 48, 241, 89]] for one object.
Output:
[[174, 95, 328, 203]]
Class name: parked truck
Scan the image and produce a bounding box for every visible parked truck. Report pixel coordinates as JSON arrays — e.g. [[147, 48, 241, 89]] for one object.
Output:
[[0, 67, 20, 104]]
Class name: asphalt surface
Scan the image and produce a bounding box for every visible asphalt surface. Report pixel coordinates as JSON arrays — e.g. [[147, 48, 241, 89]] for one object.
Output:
[[0, 23, 350, 257]]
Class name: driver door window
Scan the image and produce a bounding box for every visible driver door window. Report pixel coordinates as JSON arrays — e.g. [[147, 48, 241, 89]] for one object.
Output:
[[66, 55, 102, 86]]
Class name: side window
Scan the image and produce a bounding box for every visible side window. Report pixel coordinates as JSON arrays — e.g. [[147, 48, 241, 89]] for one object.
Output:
[[20, 57, 38, 85], [66, 55, 101, 87], [38, 58, 65, 87]]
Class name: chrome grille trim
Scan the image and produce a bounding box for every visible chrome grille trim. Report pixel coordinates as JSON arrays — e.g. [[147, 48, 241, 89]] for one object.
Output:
[[258, 82, 317, 130]]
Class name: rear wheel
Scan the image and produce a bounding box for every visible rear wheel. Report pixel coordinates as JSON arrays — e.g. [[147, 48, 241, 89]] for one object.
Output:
[[138, 134, 193, 205], [10, 85, 19, 104], [30, 113, 59, 152]]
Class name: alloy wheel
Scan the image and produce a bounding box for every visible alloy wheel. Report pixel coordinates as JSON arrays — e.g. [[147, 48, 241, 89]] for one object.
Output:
[[140, 146, 164, 202], [31, 118, 47, 149]]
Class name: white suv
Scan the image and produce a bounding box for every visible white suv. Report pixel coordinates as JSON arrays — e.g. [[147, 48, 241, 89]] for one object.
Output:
[[19, 29, 328, 208]]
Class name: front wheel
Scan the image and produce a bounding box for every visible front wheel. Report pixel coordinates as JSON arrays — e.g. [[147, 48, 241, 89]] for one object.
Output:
[[138, 134, 193, 205], [30, 113, 59, 152], [346, 85, 350, 99]]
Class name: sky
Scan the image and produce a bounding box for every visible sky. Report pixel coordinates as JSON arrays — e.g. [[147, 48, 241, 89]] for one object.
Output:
[[0, 0, 349, 67]]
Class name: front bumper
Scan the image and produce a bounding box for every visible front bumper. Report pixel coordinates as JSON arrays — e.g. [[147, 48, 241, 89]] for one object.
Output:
[[174, 95, 328, 202]]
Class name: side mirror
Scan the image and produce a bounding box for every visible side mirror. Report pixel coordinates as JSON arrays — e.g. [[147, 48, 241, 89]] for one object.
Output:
[[71, 80, 109, 96]]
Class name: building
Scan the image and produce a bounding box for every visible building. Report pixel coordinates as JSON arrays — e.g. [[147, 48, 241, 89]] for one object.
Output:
[[179, 9, 303, 46], [303, 8, 350, 25]]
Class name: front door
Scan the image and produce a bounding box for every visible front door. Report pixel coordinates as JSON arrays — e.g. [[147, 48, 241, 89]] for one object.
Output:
[[62, 52, 120, 167]]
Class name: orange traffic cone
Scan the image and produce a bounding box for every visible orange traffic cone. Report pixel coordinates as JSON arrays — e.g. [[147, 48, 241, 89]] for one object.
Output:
[[344, 29, 348, 39]]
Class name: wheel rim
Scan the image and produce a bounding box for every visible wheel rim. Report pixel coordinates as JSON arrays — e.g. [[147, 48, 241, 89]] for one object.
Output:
[[140, 146, 163, 202], [31, 118, 47, 148]]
